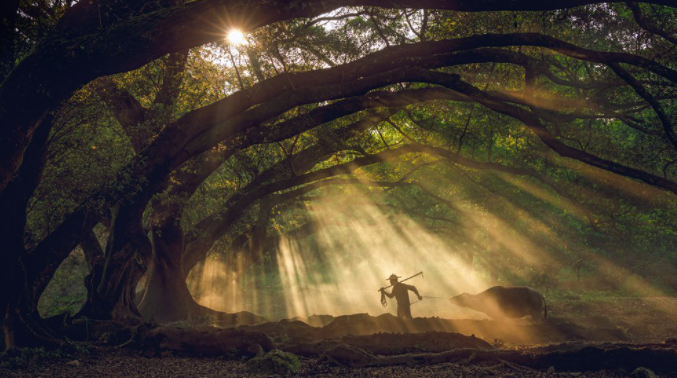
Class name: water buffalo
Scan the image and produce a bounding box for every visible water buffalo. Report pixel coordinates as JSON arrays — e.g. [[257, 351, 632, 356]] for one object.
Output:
[[449, 286, 547, 322]]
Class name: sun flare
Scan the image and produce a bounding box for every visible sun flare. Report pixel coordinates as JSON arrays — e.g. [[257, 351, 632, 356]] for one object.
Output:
[[227, 29, 247, 46]]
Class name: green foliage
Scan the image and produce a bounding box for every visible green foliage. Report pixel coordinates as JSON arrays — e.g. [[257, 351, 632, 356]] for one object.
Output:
[[630, 367, 657, 378], [38, 250, 88, 317], [0, 341, 91, 369], [28, 3, 677, 318], [245, 349, 301, 375], [1, 347, 67, 369]]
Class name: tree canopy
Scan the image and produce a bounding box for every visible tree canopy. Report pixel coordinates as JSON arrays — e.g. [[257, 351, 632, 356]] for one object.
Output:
[[1, 0, 676, 351]]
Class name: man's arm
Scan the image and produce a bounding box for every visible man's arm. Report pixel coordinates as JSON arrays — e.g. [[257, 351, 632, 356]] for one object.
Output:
[[407, 284, 423, 300], [380, 288, 395, 298]]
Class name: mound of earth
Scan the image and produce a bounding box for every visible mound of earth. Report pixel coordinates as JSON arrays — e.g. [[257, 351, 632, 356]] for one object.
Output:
[[287, 331, 492, 357], [197, 308, 268, 328], [238, 313, 630, 344], [290, 314, 335, 327], [238, 319, 321, 343]]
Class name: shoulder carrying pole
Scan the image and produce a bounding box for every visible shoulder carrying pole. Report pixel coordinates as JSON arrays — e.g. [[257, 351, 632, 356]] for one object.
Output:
[[379, 271, 423, 307], [378, 271, 423, 292]]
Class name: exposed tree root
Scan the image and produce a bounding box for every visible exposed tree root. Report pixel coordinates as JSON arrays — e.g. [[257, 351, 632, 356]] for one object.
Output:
[[52, 312, 274, 358], [137, 325, 275, 357], [58, 306, 267, 345], [458, 351, 477, 365], [495, 358, 535, 372], [319, 343, 677, 374], [3, 308, 64, 351]]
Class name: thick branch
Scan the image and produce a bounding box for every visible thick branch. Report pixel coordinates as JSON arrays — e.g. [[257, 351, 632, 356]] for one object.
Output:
[[627, 2, 677, 45], [95, 78, 149, 152], [608, 62, 677, 149]]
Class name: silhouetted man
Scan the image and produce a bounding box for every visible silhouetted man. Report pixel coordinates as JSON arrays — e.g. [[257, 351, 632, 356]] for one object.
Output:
[[380, 274, 422, 320]]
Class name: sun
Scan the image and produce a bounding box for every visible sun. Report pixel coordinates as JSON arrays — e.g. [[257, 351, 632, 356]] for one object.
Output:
[[227, 29, 247, 46]]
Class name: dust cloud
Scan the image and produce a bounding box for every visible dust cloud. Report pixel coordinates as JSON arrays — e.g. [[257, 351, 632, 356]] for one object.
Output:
[[189, 191, 489, 320]]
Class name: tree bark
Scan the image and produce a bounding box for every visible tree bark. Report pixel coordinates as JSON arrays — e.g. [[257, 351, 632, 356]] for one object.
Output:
[[2, 2, 676, 349], [25, 35, 677, 296], [78, 205, 150, 322], [138, 200, 198, 322], [0, 116, 58, 350], [3, 7, 675, 193], [3, 274, 63, 351], [75, 229, 106, 319]]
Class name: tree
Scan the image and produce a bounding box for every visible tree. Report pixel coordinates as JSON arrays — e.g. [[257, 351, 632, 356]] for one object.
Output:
[[3, 1, 677, 349]]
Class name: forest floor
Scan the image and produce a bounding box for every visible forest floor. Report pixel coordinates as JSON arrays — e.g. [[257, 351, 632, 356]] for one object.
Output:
[[2, 295, 677, 378], [0, 348, 637, 378]]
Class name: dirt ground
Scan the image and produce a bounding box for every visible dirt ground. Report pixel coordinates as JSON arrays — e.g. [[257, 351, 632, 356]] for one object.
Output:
[[0, 348, 636, 378], [2, 296, 677, 378], [547, 296, 677, 343]]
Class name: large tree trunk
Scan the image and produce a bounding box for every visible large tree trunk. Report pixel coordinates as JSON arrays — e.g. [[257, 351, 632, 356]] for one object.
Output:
[[0, 211, 33, 350], [137, 148, 236, 322], [3, 260, 63, 351], [73, 229, 107, 320], [138, 202, 198, 322], [139, 189, 277, 323], [78, 205, 150, 322], [0, 117, 60, 350]]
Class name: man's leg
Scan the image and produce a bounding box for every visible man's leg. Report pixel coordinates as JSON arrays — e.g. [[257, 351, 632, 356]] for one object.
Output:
[[402, 305, 413, 320]]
